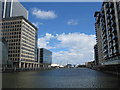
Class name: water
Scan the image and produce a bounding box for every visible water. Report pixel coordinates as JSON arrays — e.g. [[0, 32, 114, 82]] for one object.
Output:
[[2, 68, 119, 88]]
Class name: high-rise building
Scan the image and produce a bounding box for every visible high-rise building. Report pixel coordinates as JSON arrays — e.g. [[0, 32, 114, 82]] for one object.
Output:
[[94, 11, 104, 65], [0, 0, 28, 19], [37, 48, 52, 66], [94, 0, 120, 65], [94, 44, 99, 65], [0, 16, 38, 68]]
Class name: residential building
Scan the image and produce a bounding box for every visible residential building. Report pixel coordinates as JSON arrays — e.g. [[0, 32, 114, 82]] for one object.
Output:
[[94, 0, 120, 65], [0, 16, 38, 68], [94, 44, 99, 65], [37, 48, 52, 67], [0, 0, 28, 19]]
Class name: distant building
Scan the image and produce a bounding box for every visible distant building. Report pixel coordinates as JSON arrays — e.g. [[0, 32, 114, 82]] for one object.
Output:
[[0, 0, 28, 19], [94, 1, 120, 65], [37, 48, 52, 67], [66, 64, 72, 68], [0, 16, 38, 68], [85, 61, 95, 68]]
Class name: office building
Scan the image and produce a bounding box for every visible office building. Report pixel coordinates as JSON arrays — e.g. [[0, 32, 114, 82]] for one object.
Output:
[[0, 0, 28, 19], [0, 16, 38, 68], [94, 1, 120, 65], [37, 48, 52, 67], [0, 37, 8, 68]]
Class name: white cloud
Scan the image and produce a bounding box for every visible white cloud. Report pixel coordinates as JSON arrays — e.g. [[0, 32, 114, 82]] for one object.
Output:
[[32, 8, 57, 19], [67, 19, 79, 25], [38, 33, 55, 49], [38, 32, 96, 65]]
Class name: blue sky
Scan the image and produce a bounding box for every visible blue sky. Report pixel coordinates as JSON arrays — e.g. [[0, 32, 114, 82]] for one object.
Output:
[[21, 2, 102, 65]]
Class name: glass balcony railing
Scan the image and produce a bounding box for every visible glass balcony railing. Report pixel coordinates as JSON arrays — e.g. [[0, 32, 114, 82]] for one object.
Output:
[[110, 51, 113, 55], [113, 42, 118, 46], [103, 44, 107, 48], [107, 26, 112, 31], [106, 3, 109, 8], [111, 21, 116, 26], [106, 9, 109, 13], [109, 44, 113, 49], [102, 34, 107, 38], [112, 35, 117, 40], [102, 27, 106, 31], [109, 8, 114, 14], [109, 2, 114, 8], [108, 32, 112, 36], [110, 15, 115, 20], [113, 49, 119, 54], [107, 20, 111, 25], [108, 36, 112, 41], [112, 28, 117, 33], [107, 15, 110, 19]]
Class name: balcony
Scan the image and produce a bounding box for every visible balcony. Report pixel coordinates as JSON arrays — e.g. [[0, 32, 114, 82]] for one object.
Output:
[[102, 34, 107, 38], [106, 8, 109, 13], [107, 26, 112, 31], [109, 44, 113, 49], [109, 2, 114, 8], [103, 54, 108, 58], [101, 18, 105, 23], [107, 15, 111, 19], [112, 27, 117, 33], [113, 42, 118, 46], [102, 27, 106, 31], [101, 14, 105, 18], [111, 21, 116, 26], [107, 20, 111, 25], [109, 8, 114, 14], [113, 49, 119, 54], [101, 22, 105, 27], [102, 30, 105, 35], [112, 35, 118, 40], [103, 49, 108, 53], [108, 32, 112, 36], [110, 51, 113, 55], [103, 44, 107, 48], [104, 38, 107, 42], [108, 36, 112, 41], [106, 2, 109, 8], [110, 15, 115, 20]]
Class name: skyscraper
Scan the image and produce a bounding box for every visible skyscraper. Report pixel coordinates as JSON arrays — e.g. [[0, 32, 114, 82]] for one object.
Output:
[[94, 1, 120, 65], [0, 0, 28, 19]]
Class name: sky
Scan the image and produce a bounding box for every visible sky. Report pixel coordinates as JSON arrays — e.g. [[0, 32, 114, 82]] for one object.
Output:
[[21, 2, 102, 65]]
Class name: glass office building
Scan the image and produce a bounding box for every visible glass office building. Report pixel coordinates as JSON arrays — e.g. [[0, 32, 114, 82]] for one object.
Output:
[[0, 0, 28, 19], [0, 38, 8, 67], [37, 48, 52, 65]]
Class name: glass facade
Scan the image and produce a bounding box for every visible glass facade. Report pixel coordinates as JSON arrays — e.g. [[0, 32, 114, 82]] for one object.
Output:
[[38, 48, 52, 64], [0, 38, 8, 66], [2, 0, 28, 19]]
